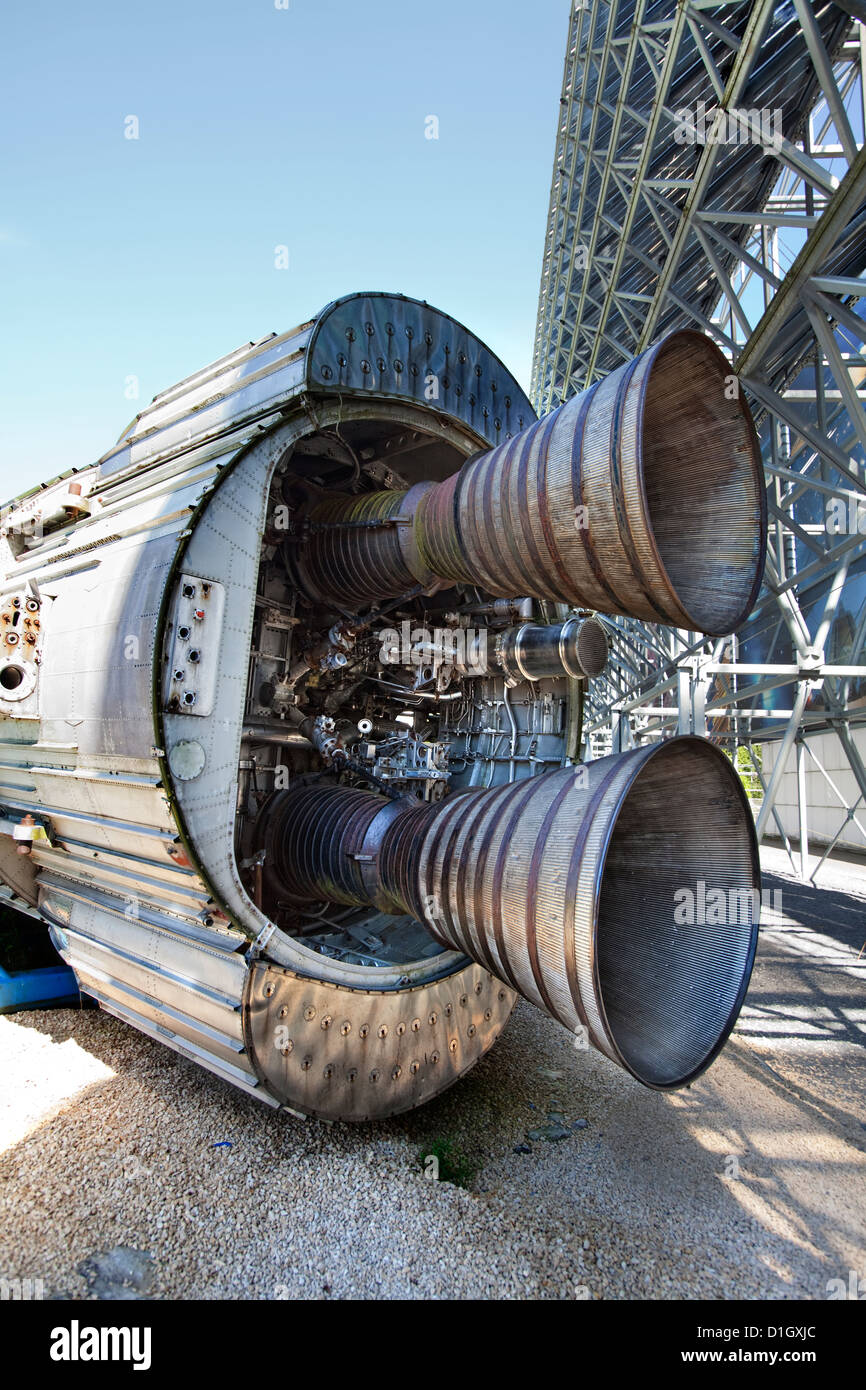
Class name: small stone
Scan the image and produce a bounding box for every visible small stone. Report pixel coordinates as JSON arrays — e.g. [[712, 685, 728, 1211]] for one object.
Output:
[[77, 1246, 155, 1300], [527, 1120, 571, 1143]]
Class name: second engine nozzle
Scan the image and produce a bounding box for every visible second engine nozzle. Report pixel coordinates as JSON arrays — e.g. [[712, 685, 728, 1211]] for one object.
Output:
[[259, 736, 759, 1089], [290, 330, 766, 636]]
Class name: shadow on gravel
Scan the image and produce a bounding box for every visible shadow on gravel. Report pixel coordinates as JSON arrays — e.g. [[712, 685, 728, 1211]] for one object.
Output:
[[3, 863, 864, 1306]]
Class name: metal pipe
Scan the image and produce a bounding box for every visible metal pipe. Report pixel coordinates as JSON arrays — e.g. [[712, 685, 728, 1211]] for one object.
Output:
[[497, 616, 609, 683], [242, 726, 312, 747]]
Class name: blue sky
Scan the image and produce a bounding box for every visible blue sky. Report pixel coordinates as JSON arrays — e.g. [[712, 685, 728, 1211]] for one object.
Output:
[[0, 0, 570, 497]]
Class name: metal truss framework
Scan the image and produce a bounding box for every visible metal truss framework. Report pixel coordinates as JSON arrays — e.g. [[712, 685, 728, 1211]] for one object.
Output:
[[532, 0, 866, 881]]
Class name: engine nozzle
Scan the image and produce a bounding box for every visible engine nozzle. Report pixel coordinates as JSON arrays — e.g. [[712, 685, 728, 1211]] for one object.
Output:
[[258, 736, 760, 1089], [290, 330, 766, 636]]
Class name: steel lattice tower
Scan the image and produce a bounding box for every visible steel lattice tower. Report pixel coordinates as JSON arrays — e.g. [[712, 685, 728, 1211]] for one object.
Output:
[[533, 0, 866, 880]]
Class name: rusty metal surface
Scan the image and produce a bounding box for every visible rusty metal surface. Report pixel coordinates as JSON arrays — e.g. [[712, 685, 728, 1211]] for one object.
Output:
[[244, 959, 516, 1121]]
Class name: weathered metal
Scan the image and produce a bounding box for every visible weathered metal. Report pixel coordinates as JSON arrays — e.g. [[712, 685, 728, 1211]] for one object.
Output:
[[0, 291, 766, 1120], [259, 735, 760, 1091], [291, 330, 766, 636]]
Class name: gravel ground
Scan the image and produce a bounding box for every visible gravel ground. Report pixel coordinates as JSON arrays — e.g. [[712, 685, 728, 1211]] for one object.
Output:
[[0, 845, 863, 1301]]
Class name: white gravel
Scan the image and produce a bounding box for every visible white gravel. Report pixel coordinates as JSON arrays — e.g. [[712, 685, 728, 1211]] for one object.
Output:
[[0, 846, 863, 1301]]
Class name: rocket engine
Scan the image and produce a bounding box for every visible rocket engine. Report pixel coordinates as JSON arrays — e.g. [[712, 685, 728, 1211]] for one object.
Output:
[[0, 292, 766, 1119]]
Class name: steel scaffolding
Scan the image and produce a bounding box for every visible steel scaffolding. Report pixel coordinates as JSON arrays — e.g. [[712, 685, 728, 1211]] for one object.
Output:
[[532, 0, 866, 882]]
